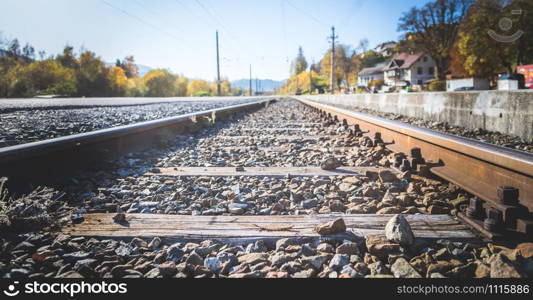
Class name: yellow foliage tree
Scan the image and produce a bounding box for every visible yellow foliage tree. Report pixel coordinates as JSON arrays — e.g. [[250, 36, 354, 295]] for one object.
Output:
[[188, 79, 212, 96], [107, 66, 128, 96], [175, 76, 189, 97]]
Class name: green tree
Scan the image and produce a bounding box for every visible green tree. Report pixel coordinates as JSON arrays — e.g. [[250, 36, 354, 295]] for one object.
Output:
[[291, 46, 308, 76], [398, 0, 474, 79], [361, 50, 386, 68], [57, 46, 78, 69], [76, 51, 111, 97]]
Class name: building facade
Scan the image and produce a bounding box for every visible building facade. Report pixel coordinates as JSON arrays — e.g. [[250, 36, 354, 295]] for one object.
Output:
[[383, 53, 436, 89], [357, 64, 385, 87]]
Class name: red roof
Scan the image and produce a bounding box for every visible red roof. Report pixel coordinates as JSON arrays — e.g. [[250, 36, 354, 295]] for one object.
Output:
[[383, 52, 425, 71]]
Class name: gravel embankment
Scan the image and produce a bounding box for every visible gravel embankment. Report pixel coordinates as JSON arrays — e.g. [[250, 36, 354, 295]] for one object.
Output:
[[1, 100, 531, 279], [0, 99, 259, 148]]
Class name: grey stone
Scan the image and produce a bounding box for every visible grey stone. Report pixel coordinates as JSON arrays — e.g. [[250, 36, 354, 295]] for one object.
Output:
[[391, 258, 422, 278], [385, 215, 415, 246], [328, 254, 350, 271]]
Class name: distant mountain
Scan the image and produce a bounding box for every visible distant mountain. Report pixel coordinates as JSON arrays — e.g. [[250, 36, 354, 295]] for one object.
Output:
[[231, 79, 286, 92], [106, 62, 153, 77], [137, 64, 153, 77]]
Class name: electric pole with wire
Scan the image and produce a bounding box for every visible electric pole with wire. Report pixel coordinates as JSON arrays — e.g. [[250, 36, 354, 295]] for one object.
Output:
[[216, 31, 221, 97], [328, 26, 338, 94]]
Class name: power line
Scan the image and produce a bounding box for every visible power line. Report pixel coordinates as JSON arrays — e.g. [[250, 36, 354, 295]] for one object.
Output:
[[339, 0, 366, 29], [102, 0, 183, 42], [281, 0, 289, 67], [194, 0, 270, 82], [133, 0, 186, 36], [284, 0, 328, 28]]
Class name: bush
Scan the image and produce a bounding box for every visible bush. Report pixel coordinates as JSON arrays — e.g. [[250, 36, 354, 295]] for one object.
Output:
[[369, 78, 385, 89], [428, 80, 446, 91], [193, 91, 211, 97]]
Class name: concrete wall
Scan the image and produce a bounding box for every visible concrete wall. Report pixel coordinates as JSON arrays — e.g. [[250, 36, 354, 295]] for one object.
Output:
[[295, 91, 533, 142]]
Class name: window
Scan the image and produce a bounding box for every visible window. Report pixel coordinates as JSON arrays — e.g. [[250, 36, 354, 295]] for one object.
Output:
[[429, 67, 434, 75], [418, 80, 423, 85], [417, 67, 423, 75], [423, 56, 428, 62]]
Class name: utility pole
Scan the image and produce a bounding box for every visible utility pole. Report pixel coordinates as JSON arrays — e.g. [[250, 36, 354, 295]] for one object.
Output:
[[216, 31, 221, 97], [249, 65, 253, 96], [329, 26, 338, 94], [309, 60, 314, 94]]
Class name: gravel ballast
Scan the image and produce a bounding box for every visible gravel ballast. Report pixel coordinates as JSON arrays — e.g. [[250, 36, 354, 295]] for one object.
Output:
[[0, 99, 531, 279]]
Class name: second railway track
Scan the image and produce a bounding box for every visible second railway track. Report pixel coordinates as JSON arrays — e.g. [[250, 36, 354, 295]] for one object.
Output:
[[1, 98, 532, 279]]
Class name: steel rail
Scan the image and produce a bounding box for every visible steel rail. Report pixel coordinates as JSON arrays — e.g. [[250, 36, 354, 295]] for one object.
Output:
[[297, 98, 533, 238], [0, 98, 275, 189]]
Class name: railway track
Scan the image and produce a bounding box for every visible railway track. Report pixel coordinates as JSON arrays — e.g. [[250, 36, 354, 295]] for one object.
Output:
[[0, 98, 532, 279]]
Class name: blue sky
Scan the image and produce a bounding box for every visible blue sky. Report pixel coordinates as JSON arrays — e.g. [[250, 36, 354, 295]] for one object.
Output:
[[0, 0, 430, 81]]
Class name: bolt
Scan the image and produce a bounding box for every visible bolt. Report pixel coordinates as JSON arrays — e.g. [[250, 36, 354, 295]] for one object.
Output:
[[411, 148, 422, 160], [484, 208, 503, 233], [400, 159, 411, 172], [394, 155, 403, 168], [498, 186, 519, 206], [466, 197, 484, 220], [374, 132, 383, 145]]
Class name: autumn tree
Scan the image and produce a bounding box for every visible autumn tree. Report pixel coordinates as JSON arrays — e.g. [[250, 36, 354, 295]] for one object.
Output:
[[188, 79, 212, 97], [175, 76, 189, 96], [117, 56, 139, 78], [291, 46, 308, 76], [107, 66, 128, 96], [398, 0, 473, 79], [453, 0, 533, 78], [143, 69, 177, 97], [320, 44, 351, 90]]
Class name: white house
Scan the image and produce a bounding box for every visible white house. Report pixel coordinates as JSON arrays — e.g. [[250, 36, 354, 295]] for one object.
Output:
[[357, 64, 385, 87], [375, 42, 396, 57], [383, 52, 437, 89]]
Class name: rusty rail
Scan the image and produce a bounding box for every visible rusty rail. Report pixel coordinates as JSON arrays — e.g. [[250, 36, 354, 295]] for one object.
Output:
[[0, 98, 275, 191], [298, 98, 533, 240]]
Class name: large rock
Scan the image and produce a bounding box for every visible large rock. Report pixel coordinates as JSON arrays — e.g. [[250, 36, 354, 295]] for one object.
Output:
[[489, 253, 522, 278], [329, 254, 350, 271], [238, 253, 270, 265], [385, 215, 415, 246], [365, 235, 403, 260], [336, 242, 360, 256], [321, 157, 342, 170], [302, 255, 330, 270], [391, 258, 422, 278], [517, 243, 533, 259], [315, 218, 347, 235]]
